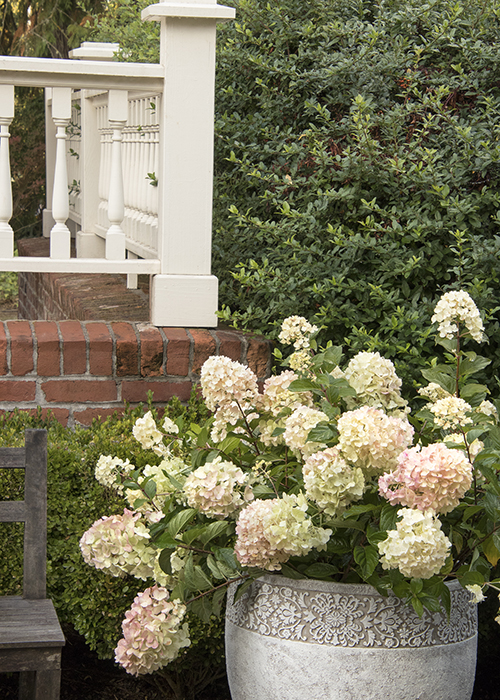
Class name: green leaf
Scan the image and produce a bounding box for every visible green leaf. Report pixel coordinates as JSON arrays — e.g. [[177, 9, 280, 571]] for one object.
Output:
[[153, 531, 179, 549], [167, 509, 197, 537], [458, 570, 485, 587], [475, 464, 500, 497], [288, 378, 319, 392], [411, 597, 424, 617], [380, 504, 399, 531], [353, 545, 379, 579], [207, 554, 226, 580], [189, 595, 213, 623], [280, 564, 306, 579], [143, 479, 157, 499], [303, 562, 338, 579], [307, 423, 335, 442], [199, 520, 231, 545], [184, 557, 213, 592], [211, 585, 228, 617], [233, 578, 253, 603], [217, 436, 242, 454], [482, 536, 500, 566], [421, 368, 455, 394], [158, 548, 173, 575]]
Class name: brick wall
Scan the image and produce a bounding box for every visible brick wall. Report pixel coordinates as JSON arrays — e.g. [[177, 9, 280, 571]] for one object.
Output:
[[0, 320, 272, 427]]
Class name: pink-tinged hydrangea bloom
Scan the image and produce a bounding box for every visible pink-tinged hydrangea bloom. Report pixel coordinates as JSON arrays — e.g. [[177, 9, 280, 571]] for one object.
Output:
[[378, 508, 451, 579], [115, 586, 190, 675], [337, 406, 414, 474], [183, 457, 253, 518], [344, 351, 408, 413], [431, 290, 484, 342], [235, 494, 331, 571], [278, 316, 318, 349], [378, 443, 472, 515], [303, 447, 365, 516], [429, 396, 473, 431], [200, 356, 258, 412], [79, 509, 157, 580], [283, 405, 329, 458]]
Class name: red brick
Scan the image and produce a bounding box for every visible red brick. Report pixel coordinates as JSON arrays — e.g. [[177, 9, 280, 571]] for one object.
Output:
[[87, 323, 113, 376], [42, 379, 117, 403], [190, 329, 216, 375], [34, 321, 61, 376], [73, 407, 125, 426], [121, 380, 192, 403], [216, 329, 243, 362], [0, 324, 7, 375], [8, 321, 34, 376], [138, 325, 164, 377], [112, 322, 139, 376], [246, 336, 272, 378], [164, 328, 190, 376], [60, 321, 87, 375], [38, 407, 70, 426], [0, 380, 36, 401]]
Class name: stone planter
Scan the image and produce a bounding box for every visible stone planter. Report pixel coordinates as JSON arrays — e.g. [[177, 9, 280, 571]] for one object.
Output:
[[225, 575, 477, 700]]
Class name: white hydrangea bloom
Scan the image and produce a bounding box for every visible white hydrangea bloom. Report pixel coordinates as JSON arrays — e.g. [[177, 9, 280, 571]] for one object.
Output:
[[337, 406, 414, 474], [288, 349, 313, 372], [162, 416, 179, 434], [303, 447, 365, 516], [133, 411, 165, 455], [283, 405, 329, 458], [477, 400, 498, 421], [95, 455, 134, 493], [466, 584, 486, 604], [259, 370, 312, 415], [431, 290, 484, 342], [344, 351, 408, 412], [200, 356, 258, 412], [278, 316, 318, 349], [429, 396, 473, 431], [125, 457, 187, 512], [183, 457, 253, 518], [418, 382, 451, 402], [378, 508, 451, 579]]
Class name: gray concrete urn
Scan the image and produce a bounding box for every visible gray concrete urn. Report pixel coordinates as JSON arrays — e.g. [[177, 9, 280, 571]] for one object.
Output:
[[225, 575, 477, 700]]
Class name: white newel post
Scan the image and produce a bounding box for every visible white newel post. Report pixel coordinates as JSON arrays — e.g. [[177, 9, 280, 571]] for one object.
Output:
[[50, 87, 72, 259], [0, 85, 14, 257], [106, 89, 128, 260], [142, 0, 235, 327]]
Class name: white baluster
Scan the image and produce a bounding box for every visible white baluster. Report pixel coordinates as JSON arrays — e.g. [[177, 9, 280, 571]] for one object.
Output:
[[106, 89, 128, 260], [50, 87, 72, 259], [0, 85, 14, 257]]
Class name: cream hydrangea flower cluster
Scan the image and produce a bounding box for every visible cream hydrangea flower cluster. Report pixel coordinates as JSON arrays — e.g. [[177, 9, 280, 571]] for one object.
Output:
[[303, 447, 365, 516], [378, 443, 472, 514], [133, 411, 168, 456], [378, 508, 451, 579], [344, 351, 408, 412], [95, 455, 134, 493], [114, 586, 190, 676], [337, 406, 414, 473], [200, 355, 258, 412], [259, 370, 310, 415], [429, 396, 473, 431], [278, 315, 318, 349], [79, 509, 158, 580], [283, 405, 329, 457], [183, 457, 253, 518], [235, 494, 331, 570], [431, 290, 484, 342], [288, 349, 313, 372], [477, 400, 498, 420], [125, 457, 187, 512], [418, 382, 451, 402]]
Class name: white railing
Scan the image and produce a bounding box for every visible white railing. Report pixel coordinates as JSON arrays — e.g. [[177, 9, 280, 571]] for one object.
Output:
[[0, 0, 235, 327]]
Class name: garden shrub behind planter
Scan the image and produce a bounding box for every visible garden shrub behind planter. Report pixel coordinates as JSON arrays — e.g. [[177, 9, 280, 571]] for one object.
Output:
[[0, 399, 226, 699]]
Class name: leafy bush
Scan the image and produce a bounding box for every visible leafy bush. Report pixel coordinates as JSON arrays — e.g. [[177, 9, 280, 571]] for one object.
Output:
[[0, 396, 224, 699], [211, 0, 500, 389]]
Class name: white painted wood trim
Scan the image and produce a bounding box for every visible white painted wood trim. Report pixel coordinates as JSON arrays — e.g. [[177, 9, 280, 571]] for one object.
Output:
[[0, 57, 164, 91], [0, 257, 161, 273]]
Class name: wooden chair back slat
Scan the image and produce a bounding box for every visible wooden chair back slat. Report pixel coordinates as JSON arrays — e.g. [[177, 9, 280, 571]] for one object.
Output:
[[0, 430, 48, 600]]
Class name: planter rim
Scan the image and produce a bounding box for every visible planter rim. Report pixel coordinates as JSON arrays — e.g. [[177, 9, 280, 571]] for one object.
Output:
[[258, 573, 463, 597]]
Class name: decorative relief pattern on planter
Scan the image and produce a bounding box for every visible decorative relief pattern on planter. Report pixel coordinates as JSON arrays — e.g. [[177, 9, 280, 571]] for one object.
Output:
[[226, 576, 476, 648]]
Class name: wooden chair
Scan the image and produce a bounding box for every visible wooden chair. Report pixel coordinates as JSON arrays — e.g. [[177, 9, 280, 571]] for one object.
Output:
[[0, 429, 65, 700]]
